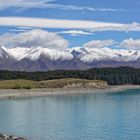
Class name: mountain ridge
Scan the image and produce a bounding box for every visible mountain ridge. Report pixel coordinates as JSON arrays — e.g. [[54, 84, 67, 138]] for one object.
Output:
[[0, 46, 140, 71]]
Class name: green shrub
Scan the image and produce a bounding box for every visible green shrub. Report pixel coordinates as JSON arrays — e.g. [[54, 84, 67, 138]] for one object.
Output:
[[23, 85, 31, 89], [12, 84, 21, 89]]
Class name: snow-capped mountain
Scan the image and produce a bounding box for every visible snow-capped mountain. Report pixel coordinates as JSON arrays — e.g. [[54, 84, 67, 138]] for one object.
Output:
[[0, 46, 140, 71]]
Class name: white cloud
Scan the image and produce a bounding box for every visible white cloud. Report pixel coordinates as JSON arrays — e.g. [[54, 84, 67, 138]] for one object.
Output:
[[58, 30, 93, 36], [0, 0, 54, 10], [119, 38, 140, 50], [0, 17, 123, 30], [1, 28, 140, 52], [0, 29, 69, 50], [0, 0, 125, 12], [1, 17, 140, 32], [83, 39, 115, 48], [83, 38, 140, 50], [91, 22, 140, 32], [47, 4, 125, 12]]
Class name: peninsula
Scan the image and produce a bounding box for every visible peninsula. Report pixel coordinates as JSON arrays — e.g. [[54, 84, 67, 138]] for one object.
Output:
[[0, 78, 139, 99]]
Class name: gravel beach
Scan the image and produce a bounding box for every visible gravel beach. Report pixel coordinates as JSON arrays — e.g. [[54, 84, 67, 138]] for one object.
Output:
[[0, 85, 139, 99]]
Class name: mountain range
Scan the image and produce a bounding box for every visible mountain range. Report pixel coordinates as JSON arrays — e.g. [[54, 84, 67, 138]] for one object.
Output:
[[0, 46, 140, 71]]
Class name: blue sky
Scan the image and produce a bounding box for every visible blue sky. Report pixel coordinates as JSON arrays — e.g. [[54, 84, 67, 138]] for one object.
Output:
[[0, 0, 140, 50]]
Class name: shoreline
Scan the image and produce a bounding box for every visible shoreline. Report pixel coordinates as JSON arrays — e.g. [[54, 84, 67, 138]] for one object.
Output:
[[0, 85, 139, 99]]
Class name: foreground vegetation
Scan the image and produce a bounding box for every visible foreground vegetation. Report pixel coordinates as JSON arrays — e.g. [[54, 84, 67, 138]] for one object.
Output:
[[0, 67, 139, 85], [0, 79, 107, 89]]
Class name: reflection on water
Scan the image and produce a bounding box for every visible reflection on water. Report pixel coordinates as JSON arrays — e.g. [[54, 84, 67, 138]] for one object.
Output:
[[0, 89, 140, 140]]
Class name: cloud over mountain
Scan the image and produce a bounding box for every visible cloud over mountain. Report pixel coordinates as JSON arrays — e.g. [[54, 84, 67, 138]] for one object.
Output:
[[120, 38, 140, 50], [83, 39, 115, 48], [0, 29, 69, 50], [1, 29, 140, 51]]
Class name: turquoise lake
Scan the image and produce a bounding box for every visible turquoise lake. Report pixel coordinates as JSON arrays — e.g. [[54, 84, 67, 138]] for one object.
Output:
[[0, 89, 140, 140]]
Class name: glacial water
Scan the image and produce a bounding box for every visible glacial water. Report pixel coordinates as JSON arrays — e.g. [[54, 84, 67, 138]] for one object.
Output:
[[0, 89, 140, 140]]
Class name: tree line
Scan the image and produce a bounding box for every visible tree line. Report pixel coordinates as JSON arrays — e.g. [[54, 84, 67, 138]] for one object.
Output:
[[0, 67, 140, 85]]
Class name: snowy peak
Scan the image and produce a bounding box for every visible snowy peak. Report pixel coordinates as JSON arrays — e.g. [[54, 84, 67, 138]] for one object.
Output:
[[0, 46, 14, 59], [9, 47, 31, 60], [0, 46, 139, 71], [1, 46, 140, 62], [71, 47, 140, 62], [11, 47, 73, 61]]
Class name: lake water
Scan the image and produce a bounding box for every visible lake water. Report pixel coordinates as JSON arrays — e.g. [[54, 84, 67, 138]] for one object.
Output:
[[0, 89, 140, 140]]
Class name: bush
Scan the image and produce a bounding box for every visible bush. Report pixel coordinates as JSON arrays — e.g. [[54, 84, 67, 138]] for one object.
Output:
[[23, 85, 31, 89], [12, 84, 21, 89]]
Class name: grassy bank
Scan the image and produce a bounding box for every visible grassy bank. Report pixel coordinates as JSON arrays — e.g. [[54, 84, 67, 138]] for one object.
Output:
[[0, 78, 108, 89]]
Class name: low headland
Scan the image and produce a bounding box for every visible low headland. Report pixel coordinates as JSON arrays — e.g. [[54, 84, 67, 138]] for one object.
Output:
[[0, 78, 139, 99]]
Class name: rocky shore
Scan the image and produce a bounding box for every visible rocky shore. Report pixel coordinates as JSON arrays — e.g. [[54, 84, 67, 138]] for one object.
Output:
[[0, 134, 27, 140], [0, 85, 139, 99]]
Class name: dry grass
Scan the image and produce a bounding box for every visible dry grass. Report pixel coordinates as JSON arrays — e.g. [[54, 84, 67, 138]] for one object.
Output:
[[37, 78, 106, 88], [0, 78, 107, 89], [0, 80, 34, 89]]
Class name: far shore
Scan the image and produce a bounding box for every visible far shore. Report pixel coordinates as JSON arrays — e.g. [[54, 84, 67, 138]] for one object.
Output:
[[0, 85, 139, 99]]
